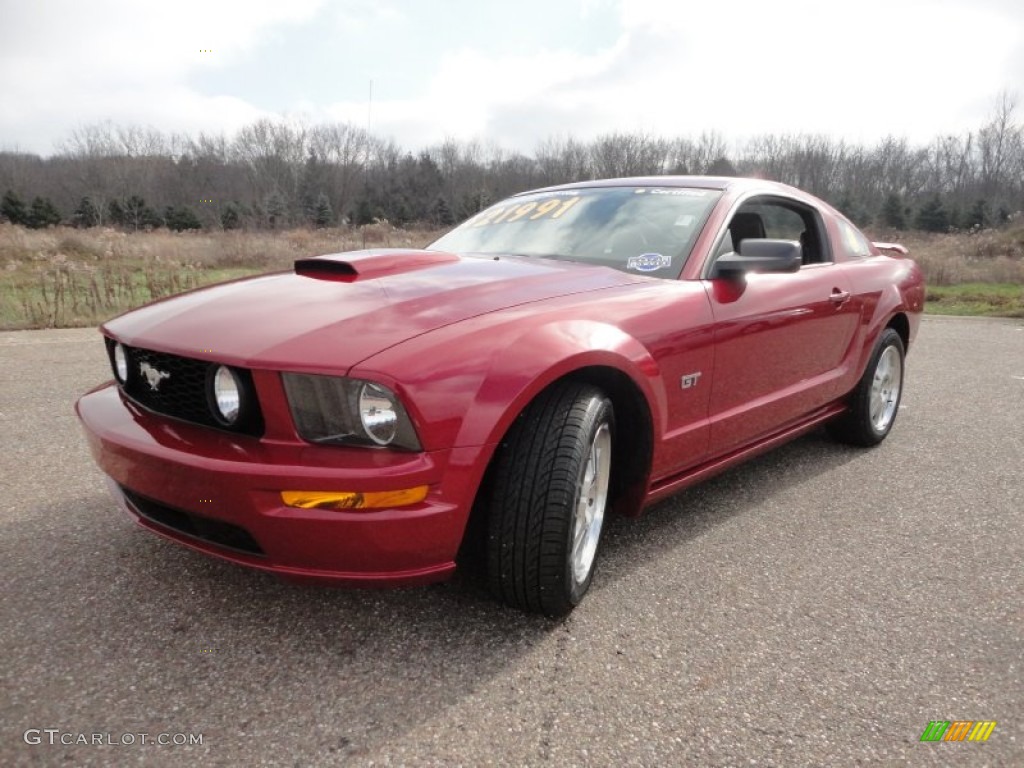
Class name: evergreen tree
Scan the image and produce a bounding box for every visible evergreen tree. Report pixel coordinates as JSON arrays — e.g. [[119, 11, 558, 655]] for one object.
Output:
[[299, 150, 327, 224], [837, 193, 868, 227], [313, 193, 333, 228], [120, 195, 150, 231], [250, 201, 265, 229], [265, 193, 286, 229], [707, 156, 737, 176], [164, 205, 202, 231], [353, 198, 375, 226], [301, 195, 316, 224], [107, 199, 126, 227], [963, 198, 989, 230], [141, 205, 163, 230], [474, 190, 492, 213], [1, 190, 28, 225], [915, 195, 949, 232], [880, 193, 906, 229], [26, 197, 62, 229], [948, 205, 963, 231], [110, 195, 161, 230], [432, 196, 455, 226], [457, 191, 490, 220], [221, 202, 242, 230], [72, 196, 101, 228]]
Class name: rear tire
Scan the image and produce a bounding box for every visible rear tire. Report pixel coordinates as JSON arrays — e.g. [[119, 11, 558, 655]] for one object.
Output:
[[828, 327, 905, 446], [485, 382, 613, 616]]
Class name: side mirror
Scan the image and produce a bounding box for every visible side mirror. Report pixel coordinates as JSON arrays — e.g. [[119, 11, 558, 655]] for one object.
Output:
[[711, 239, 802, 278]]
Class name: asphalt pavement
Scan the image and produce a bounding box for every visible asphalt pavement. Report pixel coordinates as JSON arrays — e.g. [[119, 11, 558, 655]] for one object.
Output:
[[1, 316, 1021, 767]]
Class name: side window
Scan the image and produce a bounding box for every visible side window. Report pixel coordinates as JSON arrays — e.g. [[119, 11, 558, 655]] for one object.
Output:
[[718, 197, 831, 265], [837, 219, 873, 258], [755, 204, 805, 240]]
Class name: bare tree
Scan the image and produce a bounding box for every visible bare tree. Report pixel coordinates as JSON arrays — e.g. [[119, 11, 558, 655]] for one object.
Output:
[[7, 100, 1024, 232]]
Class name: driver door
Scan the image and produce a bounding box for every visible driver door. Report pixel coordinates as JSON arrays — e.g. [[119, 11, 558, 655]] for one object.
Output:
[[702, 197, 861, 455]]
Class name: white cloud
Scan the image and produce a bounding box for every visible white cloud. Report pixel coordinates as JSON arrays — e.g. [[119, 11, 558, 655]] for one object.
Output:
[[327, 0, 407, 33], [0, 0, 326, 152], [315, 0, 1023, 153], [1, 0, 1020, 155]]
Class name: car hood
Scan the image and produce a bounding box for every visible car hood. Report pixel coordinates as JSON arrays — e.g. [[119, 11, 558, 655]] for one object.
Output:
[[103, 249, 641, 372]]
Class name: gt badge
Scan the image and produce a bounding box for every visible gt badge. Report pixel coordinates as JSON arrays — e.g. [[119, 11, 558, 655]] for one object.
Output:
[[681, 372, 702, 389], [139, 362, 171, 391]]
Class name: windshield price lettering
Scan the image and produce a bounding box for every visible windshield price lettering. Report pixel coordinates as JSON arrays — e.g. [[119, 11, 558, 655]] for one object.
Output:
[[470, 196, 580, 227]]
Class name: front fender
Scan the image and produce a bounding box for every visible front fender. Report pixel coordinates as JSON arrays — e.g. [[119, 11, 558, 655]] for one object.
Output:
[[351, 313, 662, 453], [452, 319, 663, 448]]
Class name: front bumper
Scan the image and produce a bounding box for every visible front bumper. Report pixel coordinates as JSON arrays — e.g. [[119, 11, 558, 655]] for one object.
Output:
[[76, 382, 486, 586]]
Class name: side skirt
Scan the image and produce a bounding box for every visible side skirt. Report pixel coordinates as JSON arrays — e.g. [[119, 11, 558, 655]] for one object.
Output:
[[643, 402, 847, 507]]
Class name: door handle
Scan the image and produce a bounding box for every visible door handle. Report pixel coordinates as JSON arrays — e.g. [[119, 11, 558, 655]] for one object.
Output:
[[829, 289, 851, 304]]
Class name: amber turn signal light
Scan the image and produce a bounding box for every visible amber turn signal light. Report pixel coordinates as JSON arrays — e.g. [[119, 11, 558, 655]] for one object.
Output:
[[280, 486, 429, 510]]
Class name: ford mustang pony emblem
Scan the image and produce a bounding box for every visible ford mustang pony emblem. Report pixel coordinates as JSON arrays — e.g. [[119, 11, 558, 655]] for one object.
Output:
[[139, 362, 171, 391]]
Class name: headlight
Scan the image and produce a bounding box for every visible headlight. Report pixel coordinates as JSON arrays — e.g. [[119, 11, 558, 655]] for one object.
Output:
[[359, 382, 399, 445], [112, 342, 128, 383], [209, 365, 242, 424], [281, 373, 421, 450]]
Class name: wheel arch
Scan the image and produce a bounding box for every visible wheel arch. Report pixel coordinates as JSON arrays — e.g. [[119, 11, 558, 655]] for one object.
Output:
[[560, 365, 654, 518], [886, 311, 910, 352], [456, 358, 657, 572], [851, 278, 918, 382], [361, 316, 663, 570], [469, 362, 654, 514]]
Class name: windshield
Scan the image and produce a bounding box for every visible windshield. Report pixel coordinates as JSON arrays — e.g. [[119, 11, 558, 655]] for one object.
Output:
[[429, 185, 721, 278]]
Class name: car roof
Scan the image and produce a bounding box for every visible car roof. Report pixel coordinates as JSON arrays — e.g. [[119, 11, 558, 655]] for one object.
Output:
[[521, 176, 804, 197]]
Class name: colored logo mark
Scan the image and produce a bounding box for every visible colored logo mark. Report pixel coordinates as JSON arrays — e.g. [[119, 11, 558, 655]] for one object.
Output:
[[920, 720, 996, 742]]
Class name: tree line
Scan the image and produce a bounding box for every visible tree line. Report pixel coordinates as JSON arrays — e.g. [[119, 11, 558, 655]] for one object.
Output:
[[1, 94, 1022, 233]]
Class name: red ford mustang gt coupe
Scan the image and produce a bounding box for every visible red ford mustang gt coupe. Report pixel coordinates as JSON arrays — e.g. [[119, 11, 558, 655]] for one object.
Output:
[[76, 176, 924, 615]]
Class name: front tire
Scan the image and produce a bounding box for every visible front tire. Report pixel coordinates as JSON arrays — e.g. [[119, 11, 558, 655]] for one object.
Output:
[[828, 327, 905, 446], [485, 382, 614, 616]]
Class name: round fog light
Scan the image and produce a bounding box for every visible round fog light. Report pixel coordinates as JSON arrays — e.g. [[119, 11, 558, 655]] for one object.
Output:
[[113, 342, 128, 383], [211, 365, 241, 424]]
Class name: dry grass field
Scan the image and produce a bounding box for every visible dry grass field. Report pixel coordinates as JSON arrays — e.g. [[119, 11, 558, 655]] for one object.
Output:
[[879, 227, 1024, 285], [0, 223, 440, 329], [1, 222, 1022, 330], [867, 226, 1024, 317]]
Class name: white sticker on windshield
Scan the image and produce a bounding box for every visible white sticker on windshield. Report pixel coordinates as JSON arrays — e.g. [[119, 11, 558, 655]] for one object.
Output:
[[627, 253, 672, 272], [674, 214, 696, 227], [650, 189, 709, 197]]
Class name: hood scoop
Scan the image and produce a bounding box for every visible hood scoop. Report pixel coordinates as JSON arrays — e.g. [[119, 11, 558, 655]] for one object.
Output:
[[295, 249, 460, 282]]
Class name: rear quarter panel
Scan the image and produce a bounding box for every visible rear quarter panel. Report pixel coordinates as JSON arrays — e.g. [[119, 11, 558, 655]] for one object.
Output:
[[823, 213, 925, 389]]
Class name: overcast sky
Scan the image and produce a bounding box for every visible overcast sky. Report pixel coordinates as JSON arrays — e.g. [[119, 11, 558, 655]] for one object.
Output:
[[1, 0, 1021, 156]]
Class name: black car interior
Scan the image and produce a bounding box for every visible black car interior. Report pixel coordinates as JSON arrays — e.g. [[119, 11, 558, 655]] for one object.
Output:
[[729, 212, 767, 249], [718, 202, 829, 266]]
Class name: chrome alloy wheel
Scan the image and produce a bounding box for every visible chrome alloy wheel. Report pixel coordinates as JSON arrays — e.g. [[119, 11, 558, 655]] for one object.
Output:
[[571, 422, 611, 586], [869, 345, 902, 433]]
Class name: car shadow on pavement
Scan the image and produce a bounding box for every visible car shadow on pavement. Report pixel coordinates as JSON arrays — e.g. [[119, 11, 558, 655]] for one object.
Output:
[[592, 428, 869, 594], [8, 428, 869, 764], [8, 491, 556, 763]]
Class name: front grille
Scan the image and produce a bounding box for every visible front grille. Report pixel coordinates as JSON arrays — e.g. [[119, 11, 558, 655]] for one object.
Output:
[[110, 340, 263, 436], [121, 486, 265, 557]]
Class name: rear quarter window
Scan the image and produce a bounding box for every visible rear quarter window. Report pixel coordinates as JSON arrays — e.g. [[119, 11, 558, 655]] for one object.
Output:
[[837, 219, 873, 258]]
